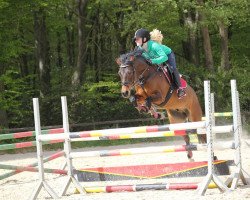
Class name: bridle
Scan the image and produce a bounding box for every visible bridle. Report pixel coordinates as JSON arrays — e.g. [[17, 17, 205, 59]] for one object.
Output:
[[119, 58, 154, 90]]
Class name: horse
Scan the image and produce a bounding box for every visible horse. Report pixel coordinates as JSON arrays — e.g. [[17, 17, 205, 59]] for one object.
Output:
[[116, 50, 207, 161]]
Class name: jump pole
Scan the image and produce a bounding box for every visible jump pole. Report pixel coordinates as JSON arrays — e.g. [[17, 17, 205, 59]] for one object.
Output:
[[36, 123, 233, 143], [211, 93, 215, 127], [80, 182, 218, 193], [29, 98, 59, 200], [0, 150, 64, 180], [56, 121, 207, 138], [0, 139, 64, 151], [69, 142, 235, 158], [0, 163, 67, 175], [59, 96, 86, 196], [224, 80, 250, 189], [0, 128, 63, 141], [197, 80, 230, 195]]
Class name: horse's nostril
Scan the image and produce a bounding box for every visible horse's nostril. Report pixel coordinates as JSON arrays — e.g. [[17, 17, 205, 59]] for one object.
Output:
[[122, 91, 130, 98]]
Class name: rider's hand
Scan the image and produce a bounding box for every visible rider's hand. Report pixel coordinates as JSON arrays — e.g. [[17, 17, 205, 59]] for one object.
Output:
[[147, 59, 153, 65], [134, 47, 144, 56]]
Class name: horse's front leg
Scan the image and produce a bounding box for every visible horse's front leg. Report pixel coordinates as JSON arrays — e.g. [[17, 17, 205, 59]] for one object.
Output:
[[129, 94, 149, 113], [134, 94, 145, 105]]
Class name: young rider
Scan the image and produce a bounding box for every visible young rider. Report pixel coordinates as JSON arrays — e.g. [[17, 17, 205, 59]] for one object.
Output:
[[133, 28, 186, 99]]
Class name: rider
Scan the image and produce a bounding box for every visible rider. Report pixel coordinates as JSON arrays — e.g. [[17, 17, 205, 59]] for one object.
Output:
[[133, 28, 186, 99]]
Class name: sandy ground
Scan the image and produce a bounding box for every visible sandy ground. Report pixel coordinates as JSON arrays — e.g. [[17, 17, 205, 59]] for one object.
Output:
[[0, 138, 250, 200]]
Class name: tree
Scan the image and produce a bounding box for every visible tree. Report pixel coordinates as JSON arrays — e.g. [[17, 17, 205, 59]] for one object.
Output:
[[0, 70, 8, 128], [197, 0, 214, 70], [177, 1, 200, 66], [72, 0, 89, 89], [34, 6, 52, 121], [218, 21, 230, 69]]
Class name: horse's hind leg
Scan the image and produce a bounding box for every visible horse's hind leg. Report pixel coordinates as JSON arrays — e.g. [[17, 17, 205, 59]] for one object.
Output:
[[189, 104, 219, 160], [167, 110, 193, 161], [188, 102, 207, 144]]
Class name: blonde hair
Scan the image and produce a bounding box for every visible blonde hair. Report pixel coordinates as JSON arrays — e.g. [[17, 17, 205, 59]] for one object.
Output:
[[150, 29, 163, 44]]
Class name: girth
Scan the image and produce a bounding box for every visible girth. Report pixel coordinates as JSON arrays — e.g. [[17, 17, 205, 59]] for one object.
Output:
[[153, 65, 175, 107]]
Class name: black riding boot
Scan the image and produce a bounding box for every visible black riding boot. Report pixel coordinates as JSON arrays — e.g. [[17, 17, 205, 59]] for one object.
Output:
[[172, 68, 186, 99]]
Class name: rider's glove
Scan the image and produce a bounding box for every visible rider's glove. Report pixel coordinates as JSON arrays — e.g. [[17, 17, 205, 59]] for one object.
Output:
[[147, 59, 153, 65]]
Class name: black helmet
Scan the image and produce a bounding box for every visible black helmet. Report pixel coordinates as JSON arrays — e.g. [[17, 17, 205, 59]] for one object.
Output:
[[134, 28, 150, 43]]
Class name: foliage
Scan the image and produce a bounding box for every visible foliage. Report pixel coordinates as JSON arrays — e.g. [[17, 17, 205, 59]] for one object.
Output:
[[68, 80, 143, 127], [0, 69, 36, 127], [0, 0, 249, 130]]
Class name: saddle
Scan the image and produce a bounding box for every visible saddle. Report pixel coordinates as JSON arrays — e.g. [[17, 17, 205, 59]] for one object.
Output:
[[159, 65, 187, 89]]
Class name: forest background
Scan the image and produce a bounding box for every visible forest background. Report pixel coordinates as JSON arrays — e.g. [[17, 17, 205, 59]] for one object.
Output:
[[0, 0, 249, 138]]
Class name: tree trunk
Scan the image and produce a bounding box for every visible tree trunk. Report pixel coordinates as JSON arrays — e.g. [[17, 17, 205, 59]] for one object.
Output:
[[56, 32, 63, 69], [66, 27, 75, 68], [72, 0, 89, 89], [197, 0, 214, 70], [65, 5, 75, 68], [0, 68, 8, 128], [57, 32, 63, 94], [0, 109, 8, 129], [19, 27, 29, 77], [93, 18, 100, 82], [34, 8, 52, 123], [20, 54, 29, 77], [219, 21, 230, 70], [183, 11, 200, 66], [200, 27, 214, 70], [34, 8, 51, 97], [114, 11, 128, 54]]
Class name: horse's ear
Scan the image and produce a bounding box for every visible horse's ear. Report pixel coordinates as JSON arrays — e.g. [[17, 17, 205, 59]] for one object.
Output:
[[116, 58, 121, 65], [130, 55, 135, 61]]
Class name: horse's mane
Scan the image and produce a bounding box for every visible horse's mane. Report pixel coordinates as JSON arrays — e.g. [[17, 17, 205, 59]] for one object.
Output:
[[120, 49, 150, 66]]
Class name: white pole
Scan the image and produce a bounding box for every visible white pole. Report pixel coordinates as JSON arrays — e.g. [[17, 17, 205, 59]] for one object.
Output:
[[197, 81, 229, 195], [60, 96, 86, 196], [29, 98, 58, 200], [66, 121, 206, 136], [211, 93, 215, 127], [225, 80, 250, 188]]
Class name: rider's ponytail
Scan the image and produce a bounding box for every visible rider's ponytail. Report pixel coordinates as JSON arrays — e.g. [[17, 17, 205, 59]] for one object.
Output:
[[150, 29, 163, 44]]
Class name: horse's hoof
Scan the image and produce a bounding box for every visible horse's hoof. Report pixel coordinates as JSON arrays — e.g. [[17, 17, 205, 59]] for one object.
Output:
[[187, 152, 193, 159], [152, 112, 161, 119], [138, 105, 148, 113], [213, 156, 218, 160], [189, 158, 195, 162]]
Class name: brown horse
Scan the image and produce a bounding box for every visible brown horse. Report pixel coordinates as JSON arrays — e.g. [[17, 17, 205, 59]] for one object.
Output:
[[116, 50, 206, 160]]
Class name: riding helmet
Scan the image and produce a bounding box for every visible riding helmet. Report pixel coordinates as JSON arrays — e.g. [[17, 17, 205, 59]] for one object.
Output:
[[134, 28, 150, 43]]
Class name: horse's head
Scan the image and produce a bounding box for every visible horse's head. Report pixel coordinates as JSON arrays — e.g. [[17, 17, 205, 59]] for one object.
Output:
[[116, 49, 149, 98], [116, 52, 135, 98]]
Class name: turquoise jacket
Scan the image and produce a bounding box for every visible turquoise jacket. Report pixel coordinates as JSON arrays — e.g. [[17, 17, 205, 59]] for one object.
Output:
[[141, 40, 172, 64]]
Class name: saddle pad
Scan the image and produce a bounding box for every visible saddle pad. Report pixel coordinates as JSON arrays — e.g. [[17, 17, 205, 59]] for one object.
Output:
[[180, 77, 187, 88]]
